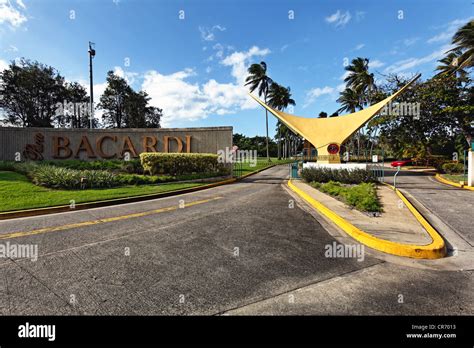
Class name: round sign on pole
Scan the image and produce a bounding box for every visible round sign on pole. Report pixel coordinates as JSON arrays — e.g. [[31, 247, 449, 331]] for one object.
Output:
[[327, 143, 340, 155]]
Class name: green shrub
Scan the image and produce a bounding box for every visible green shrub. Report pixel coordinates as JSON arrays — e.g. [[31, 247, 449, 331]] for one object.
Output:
[[140, 152, 227, 176], [301, 167, 377, 184], [441, 162, 464, 174], [312, 181, 381, 212], [12, 162, 40, 177], [32, 166, 120, 189], [0, 161, 16, 171]]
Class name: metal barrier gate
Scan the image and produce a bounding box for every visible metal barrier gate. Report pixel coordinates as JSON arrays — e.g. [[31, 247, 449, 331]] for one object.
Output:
[[289, 161, 300, 179]]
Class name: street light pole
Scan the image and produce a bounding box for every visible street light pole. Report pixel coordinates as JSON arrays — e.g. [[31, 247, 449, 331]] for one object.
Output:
[[88, 42, 96, 128]]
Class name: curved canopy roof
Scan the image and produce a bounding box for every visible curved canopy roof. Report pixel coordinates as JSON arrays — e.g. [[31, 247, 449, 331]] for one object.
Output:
[[249, 73, 421, 150]]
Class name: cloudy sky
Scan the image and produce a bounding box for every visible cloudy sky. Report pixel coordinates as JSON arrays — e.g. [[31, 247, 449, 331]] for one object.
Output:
[[0, 0, 472, 136]]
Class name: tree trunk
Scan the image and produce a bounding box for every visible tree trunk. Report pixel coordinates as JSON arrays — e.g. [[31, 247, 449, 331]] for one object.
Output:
[[277, 124, 281, 160], [265, 109, 270, 161]]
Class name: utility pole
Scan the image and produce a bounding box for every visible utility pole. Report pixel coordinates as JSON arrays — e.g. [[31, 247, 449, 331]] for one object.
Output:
[[88, 42, 96, 128]]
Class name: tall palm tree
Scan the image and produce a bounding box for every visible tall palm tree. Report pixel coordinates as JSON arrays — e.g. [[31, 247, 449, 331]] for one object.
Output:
[[343, 57, 376, 105], [267, 83, 296, 159], [450, 19, 474, 71], [245, 62, 273, 161], [343, 57, 377, 160], [337, 87, 361, 113], [337, 87, 363, 159], [435, 50, 468, 79]]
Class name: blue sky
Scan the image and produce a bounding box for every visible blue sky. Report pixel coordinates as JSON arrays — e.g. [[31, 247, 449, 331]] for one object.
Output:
[[0, 0, 472, 137]]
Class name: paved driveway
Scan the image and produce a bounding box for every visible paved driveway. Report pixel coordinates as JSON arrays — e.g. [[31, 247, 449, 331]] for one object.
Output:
[[0, 165, 472, 315], [384, 169, 474, 246]]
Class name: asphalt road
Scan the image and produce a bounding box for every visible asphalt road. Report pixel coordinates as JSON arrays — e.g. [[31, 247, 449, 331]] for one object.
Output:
[[0, 165, 472, 315], [384, 169, 474, 246]]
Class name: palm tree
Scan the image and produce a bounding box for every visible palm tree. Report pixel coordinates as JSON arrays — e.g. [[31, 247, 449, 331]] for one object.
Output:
[[337, 87, 363, 160], [267, 83, 296, 159], [435, 49, 468, 78], [450, 19, 474, 71], [342, 57, 377, 161], [343, 57, 376, 105], [337, 87, 361, 113], [245, 62, 273, 161]]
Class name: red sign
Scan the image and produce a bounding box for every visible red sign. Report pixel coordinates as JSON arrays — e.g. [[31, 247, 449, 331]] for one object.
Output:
[[327, 143, 340, 155]]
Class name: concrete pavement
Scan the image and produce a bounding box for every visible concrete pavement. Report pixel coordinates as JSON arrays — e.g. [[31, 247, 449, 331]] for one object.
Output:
[[0, 165, 472, 315], [384, 169, 474, 246]]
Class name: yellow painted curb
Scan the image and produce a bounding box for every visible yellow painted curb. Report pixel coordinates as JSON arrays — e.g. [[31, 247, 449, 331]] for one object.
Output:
[[288, 180, 446, 259], [435, 173, 474, 191]]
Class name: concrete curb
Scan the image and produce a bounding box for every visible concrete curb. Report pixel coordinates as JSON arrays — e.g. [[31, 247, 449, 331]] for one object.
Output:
[[0, 163, 282, 220], [435, 173, 474, 191], [287, 179, 446, 259]]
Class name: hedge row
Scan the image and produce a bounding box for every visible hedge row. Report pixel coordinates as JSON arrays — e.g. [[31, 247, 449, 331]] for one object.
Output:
[[301, 167, 377, 184], [140, 153, 229, 176], [441, 162, 464, 174]]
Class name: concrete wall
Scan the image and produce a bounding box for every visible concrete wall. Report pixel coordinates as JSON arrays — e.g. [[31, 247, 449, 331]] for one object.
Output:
[[0, 126, 233, 161]]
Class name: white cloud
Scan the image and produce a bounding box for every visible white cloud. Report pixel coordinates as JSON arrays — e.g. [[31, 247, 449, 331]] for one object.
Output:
[[281, 44, 289, 52], [354, 43, 365, 50], [304, 86, 335, 108], [221, 45, 270, 85], [16, 0, 25, 9], [384, 44, 452, 74], [427, 17, 473, 44], [141, 69, 255, 126], [0, 58, 8, 71], [112, 66, 140, 86], [0, 0, 27, 27], [369, 59, 385, 69], [325, 10, 351, 28], [141, 46, 270, 126], [199, 25, 226, 41]]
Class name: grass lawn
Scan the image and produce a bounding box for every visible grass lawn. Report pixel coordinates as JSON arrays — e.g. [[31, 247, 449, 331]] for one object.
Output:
[[0, 171, 206, 212], [311, 181, 382, 212], [0, 159, 285, 212], [441, 174, 466, 183]]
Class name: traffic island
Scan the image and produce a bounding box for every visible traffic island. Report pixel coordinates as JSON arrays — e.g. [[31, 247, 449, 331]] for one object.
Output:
[[434, 173, 474, 191], [288, 179, 446, 259]]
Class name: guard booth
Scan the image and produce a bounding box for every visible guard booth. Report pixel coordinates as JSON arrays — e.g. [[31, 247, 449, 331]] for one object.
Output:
[[302, 140, 317, 161]]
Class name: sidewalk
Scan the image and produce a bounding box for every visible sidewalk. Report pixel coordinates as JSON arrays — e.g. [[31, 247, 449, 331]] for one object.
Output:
[[290, 180, 432, 245]]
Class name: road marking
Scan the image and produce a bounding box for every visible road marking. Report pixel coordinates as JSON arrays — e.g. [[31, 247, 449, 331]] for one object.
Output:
[[0, 196, 223, 240]]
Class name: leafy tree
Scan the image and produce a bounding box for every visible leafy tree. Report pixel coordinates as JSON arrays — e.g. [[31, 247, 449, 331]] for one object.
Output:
[[245, 61, 273, 161], [377, 74, 473, 159], [54, 82, 91, 128], [318, 111, 328, 118], [0, 58, 66, 127], [98, 71, 162, 128], [233, 133, 278, 157], [98, 71, 132, 128]]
